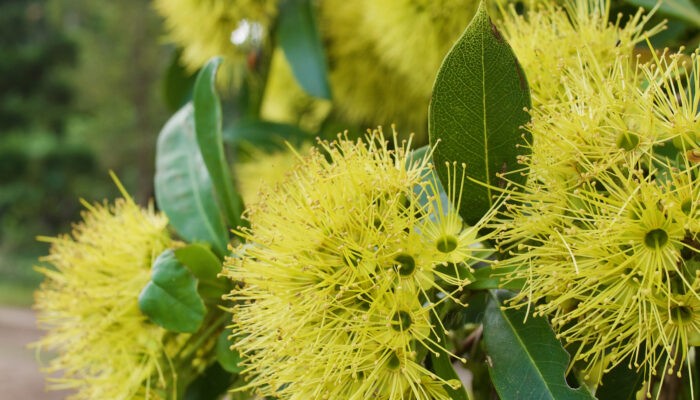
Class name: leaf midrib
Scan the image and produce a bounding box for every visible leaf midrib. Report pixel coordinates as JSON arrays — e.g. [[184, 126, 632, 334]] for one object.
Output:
[[480, 20, 492, 206], [500, 306, 556, 400]]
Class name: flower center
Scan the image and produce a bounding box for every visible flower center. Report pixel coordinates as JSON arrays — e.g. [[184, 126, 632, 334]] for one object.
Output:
[[682, 199, 693, 215], [644, 228, 669, 249], [391, 311, 413, 331], [436, 235, 458, 253], [616, 132, 640, 151], [343, 249, 362, 267], [394, 253, 416, 276], [387, 351, 401, 369], [671, 305, 693, 323]]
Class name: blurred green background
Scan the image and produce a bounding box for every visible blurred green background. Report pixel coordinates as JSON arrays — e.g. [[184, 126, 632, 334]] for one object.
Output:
[[0, 0, 172, 306]]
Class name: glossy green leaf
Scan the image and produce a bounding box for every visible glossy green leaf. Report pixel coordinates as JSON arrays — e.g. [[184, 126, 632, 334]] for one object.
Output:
[[443, 291, 488, 330], [626, 0, 700, 27], [278, 0, 331, 99], [483, 290, 594, 400], [223, 118, 309, 149], [467, 265, 523, 291], [175, 243, 228, 300], [217, 328, 245, 373], [138, 249, 206, 333], [194, 58, 245, 230], [184, 361, 233, 400], [429, 328, 469, 400], [429, 1, 531, 225], [595, 358, 645, 400], [154, 103, 228, 256]]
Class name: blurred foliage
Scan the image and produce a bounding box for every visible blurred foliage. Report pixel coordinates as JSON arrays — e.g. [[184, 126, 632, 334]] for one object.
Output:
[[48, 0, 171, 198], [0, 0, 82, 290], [0, 0, 171, 299], [0, 0, 75, 133]]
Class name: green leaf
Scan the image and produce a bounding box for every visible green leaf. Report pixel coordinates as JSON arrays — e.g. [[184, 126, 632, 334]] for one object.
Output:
[[467, 266, 524, 291], [223, 118, 309, 149], [194, 58, 245, 230], [217, 328, 245, 373], [174, 243, 228, 300], [483, 290, 594, 400], [138, 249, 206, 333], [443, 291, 488, 329], [154, 103, 228, 256], [595, 358, 645, 400], [626, 0, 700, 27], [429, 1, 531, 225], [175, 243, 222, 282], [184, 361, 233, 400], [163, 49, 196, 112], [429, 328, 469, 400], [277, 0, 331, 99]]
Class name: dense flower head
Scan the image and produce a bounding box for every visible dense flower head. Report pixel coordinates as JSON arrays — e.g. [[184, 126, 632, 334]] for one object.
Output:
[[360, 0, 479, 106], [235, 144, 310, 206], [499, 0, 663, 107], [33, 178, 182, 399], [223, 128, 491, 399], [154, 0, 277, 85], [154, 0, 480, 140], [318, 0, 433, 137], [642, 50, 700, 152], [320, 0, 512, 139], [495, 40, 700, 397]]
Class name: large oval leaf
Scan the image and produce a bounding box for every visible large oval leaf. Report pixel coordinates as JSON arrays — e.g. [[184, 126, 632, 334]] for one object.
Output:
[[193, 58, 245, 230], [483, 290, 594, 400], [138, 249, 206, 333], [429, 1, 531, 225], [154, 103, 228, 256]]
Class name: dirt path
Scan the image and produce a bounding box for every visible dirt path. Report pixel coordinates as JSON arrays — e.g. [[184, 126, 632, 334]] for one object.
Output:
[[0, 307, 69, 400]]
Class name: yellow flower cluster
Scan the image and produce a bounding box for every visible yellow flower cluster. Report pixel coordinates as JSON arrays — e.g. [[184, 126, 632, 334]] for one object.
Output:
[[154, 0, 481, 140], [154, 0, 277, 86], [319, 0, 479, 137], [224, 129, 490, 399], [499, 0, 662, 107], [495, 0, 700, 393], [34, 180, 180, 400], [234, 144, 308, 206]]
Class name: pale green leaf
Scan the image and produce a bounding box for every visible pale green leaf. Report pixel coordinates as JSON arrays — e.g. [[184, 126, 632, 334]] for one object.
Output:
[[154, 104, 228, 256]]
